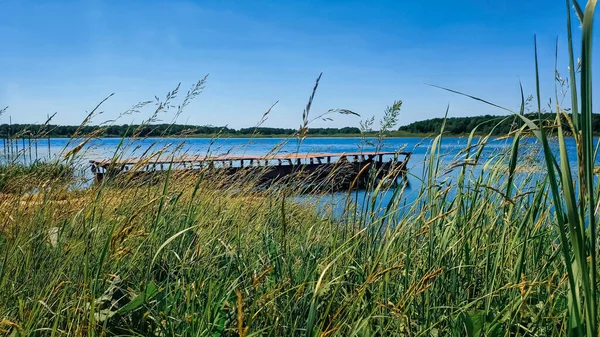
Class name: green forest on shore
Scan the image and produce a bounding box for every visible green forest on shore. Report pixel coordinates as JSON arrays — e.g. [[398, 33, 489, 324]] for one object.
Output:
[[3, 112, 600, 138]]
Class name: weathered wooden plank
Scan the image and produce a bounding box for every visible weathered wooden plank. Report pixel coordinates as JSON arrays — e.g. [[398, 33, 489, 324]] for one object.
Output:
[[90, 151, 411, 167]]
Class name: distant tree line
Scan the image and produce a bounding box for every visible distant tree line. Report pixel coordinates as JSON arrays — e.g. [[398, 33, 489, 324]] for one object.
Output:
[[398, 113, 600, 135], [0, 123, 363, 138], [5, 113, 598, 138]]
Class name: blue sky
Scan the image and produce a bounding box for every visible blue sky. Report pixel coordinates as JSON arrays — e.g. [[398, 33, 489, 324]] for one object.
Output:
[[0, 0, 591, 128]]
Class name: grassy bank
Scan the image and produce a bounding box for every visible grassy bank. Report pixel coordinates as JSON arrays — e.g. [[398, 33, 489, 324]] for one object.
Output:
[[0, 127, 593, 336], [0, 161, 74, 194], [1, 1, 599, 336], [0, 139, 571, 336]]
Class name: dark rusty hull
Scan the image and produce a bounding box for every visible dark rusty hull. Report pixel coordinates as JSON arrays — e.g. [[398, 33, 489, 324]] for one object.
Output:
[[94, 158, 409, 191]]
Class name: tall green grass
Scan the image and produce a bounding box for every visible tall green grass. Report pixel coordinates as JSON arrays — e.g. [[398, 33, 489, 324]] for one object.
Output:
[[0, 161, 74, 194], [0, 123, 589, 335], [528, 1, 599, 335], [1, 1, 599, 336], [0, 139, 568, 336]]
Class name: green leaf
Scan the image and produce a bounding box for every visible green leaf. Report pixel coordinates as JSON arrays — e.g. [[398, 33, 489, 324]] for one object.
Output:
[[117, 281, 160, 315], [461, 311, 485, 337]]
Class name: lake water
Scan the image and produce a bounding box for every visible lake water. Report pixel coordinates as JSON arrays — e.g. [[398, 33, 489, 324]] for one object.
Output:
[[5, 136, 592, 215], [41, 136, 521, 167]]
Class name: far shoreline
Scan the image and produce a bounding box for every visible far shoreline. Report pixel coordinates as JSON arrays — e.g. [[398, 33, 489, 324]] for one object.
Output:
[[35, 133, 573, 140]]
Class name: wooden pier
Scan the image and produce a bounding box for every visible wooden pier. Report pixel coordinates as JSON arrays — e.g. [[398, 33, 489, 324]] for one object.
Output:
[[90, 151, 411, 190]]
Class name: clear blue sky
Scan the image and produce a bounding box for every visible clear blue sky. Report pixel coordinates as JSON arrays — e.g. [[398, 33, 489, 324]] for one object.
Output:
[[0, 0, 593, 128]]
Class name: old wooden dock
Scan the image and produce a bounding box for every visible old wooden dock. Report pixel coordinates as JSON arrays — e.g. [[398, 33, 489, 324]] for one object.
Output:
[[90, 151, 411, 189]]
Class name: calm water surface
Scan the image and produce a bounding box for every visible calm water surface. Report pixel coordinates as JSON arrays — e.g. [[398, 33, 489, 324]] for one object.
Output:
[[29, 136, 591, 215]]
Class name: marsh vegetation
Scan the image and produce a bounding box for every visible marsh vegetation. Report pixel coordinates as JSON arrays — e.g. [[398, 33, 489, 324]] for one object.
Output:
[[1, 1, 600, 336]]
